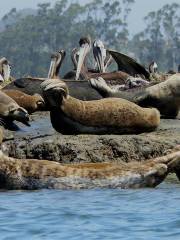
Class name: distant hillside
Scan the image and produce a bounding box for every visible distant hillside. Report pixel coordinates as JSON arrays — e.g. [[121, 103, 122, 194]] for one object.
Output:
[[0, 8, 37, 32]]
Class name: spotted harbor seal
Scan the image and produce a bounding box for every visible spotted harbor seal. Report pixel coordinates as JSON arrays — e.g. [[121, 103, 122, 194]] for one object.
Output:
[[41, 79, 160, 134], [3, 90, 45, 114], [0, 146, 179, 190], [90, 74, 180, 118]]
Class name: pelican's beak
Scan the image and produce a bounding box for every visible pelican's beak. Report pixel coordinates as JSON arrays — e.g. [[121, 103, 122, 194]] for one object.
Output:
[[2, 63, 11, 81], [55, 50, 66, 76], [75, 43, 90, 80], [48, 57, 57, 79], [93, 47, 106, 73]]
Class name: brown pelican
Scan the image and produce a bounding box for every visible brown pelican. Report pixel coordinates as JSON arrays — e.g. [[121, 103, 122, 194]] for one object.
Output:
[[108, 50, 150, 80], [64, 38, 108, 80], [93, 46, 150, 88], [3, 49, 101, 100], [93, 39, 113, 73], [70, 37, 128, 85], [75, 37, 113, 79], [149, 61, 158, 73], [4, 44, 148, 99], [0, 57, 11, 82], [65, 47, 93, 80], [48, 50, 66, 79], [94, 40, 151, 80], [75, 36, 91, 80], [74, 36, 151, 86], [149, 61, 175, 82]]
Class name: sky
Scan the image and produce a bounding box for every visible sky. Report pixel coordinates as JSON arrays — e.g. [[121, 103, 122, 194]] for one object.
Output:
[[0, 0, 179, 35]]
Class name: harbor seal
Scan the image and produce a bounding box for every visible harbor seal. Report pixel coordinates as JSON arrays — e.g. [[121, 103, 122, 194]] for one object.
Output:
[[3, 89, 45, 114], [41, 79, 160, 134], [0, 90, 30, 128], [90, 74, 180, 118], [0, 146, 179, 190]]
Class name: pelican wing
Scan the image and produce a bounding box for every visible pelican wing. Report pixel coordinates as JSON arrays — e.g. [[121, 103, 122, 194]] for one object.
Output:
[[108, 50, 150, 80]]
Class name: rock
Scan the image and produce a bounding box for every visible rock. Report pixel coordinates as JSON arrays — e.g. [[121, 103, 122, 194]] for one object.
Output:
[[2, 112, 180, 164]]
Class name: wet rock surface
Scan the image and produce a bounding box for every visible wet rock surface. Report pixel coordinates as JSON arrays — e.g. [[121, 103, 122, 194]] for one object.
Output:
[[2, 112, 180, 163]]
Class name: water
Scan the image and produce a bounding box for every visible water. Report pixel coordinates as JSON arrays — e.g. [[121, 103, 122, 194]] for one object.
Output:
[[0, 183, 180, 240]]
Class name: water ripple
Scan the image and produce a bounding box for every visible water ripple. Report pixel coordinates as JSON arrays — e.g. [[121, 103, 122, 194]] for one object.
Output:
[[0, 183, 179, 239]]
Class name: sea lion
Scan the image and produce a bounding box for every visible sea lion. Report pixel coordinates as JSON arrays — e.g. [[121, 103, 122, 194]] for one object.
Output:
[[41, 79, 160, 134], [2, 89, 45, 114], [90, 74, 180, 118], [0, 146, 179, 190]]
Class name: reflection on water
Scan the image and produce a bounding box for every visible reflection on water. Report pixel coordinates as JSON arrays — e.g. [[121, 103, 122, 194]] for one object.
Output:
[[0, 183, 180, 240]]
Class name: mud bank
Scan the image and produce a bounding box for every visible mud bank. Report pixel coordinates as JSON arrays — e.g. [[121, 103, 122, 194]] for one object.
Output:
[[2, 112, 180, 163]]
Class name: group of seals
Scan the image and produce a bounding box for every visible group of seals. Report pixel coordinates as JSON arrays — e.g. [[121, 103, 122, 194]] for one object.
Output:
[[0, 102, 178, 190], [2, 90, 45, 114], [0, 58, 32, 131], [90, 73, 180, 118], [0, 56, 45, 115], [0, 51, 179, 190]]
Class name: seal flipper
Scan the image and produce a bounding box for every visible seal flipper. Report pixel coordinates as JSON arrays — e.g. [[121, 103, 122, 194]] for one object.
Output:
[[89, 77, 113, 98]]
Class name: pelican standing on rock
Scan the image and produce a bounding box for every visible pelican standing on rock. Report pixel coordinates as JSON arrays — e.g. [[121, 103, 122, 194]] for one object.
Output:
[[93, 39, 112, 73], [48, 50, 66, 79], [75, 36, 91, 80], [149, 61, 158, 73], [0, 57, 11, 82], [75, 37, 151, 87]]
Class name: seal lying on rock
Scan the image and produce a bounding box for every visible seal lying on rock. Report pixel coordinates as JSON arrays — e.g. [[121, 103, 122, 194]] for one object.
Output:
[[90, 74, 180, 118], [41, 79, 160, 134], [0, 146, 179, 190], [0, 90, 30, 128], [2, 90, 45, 114]]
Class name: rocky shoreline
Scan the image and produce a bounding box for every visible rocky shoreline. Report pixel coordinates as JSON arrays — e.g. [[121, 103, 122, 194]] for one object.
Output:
[[2, 111, 180, 164]]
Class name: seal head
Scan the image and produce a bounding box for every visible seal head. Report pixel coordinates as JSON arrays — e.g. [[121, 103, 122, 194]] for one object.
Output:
[[0, 90, 30, 127]]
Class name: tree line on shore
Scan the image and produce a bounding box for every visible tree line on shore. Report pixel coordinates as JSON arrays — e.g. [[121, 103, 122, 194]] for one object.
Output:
[[0, 0, 179, 77]]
